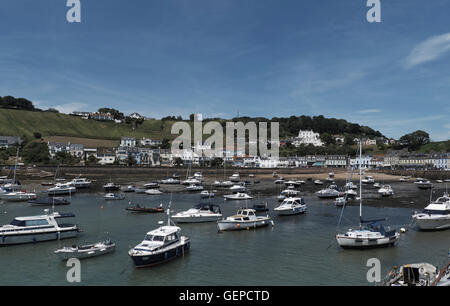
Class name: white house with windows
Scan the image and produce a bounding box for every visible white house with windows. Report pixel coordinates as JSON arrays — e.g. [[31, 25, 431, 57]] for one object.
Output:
[[325, 155, 348, 168], [350, 155, 374, 169], [120, 137, 136, 148], [292, 130, 324, 147]]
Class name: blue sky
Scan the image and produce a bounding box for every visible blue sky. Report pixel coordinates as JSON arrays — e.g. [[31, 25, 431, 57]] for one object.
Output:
[[0, 0, 449, 141]]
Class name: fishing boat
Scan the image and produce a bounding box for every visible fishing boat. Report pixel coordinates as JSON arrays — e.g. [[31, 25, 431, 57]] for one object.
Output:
[[54, 240, 115, 260], [274, 197, 307, 216], [217, 208, 273, 231], [69, 177, 91, 189], [223, 192, 253, 200], [103, 193, 125, 200], [412, 192, 450, 230], [103, 182, 120, 191], [172, 203, 222, 223], [28, 197, 70, 206], [0, 210, 79, 245], [145, 189, 163, 195], [128, 206, 190, 268], [126, 203, 164, 213], [378, 185, 394, 197], [336, 141, 400, 249]]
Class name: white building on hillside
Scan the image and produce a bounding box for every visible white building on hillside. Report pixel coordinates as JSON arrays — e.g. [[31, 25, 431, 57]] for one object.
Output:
[[292, 130, 324, 147], [121, 137, 136, 147]]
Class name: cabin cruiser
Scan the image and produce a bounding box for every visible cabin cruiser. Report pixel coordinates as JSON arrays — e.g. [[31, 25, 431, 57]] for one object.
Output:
[[316, 185, 342, 199], [172, 203, 222, 223], [415, 179, 433, 190], [46, 183, 76, 196], [0, 210, 79, 245], [229, 173, 240, 182], [104, 193, 125, 200], [144, 182, 159, 189], [378, 185, 394, 197], [361, 176, 375, 184], [103, 182, 120, 191], [69, 177, 91, 189], [145, 189, 163, 195], [186, 184, 204, 192], [223, 192, 253, 200], [160, 178, 180, 184], [281, 189, 300, 197], [54, 240, 115, 260], [0, 191, 38, 202], [412, 193, 450, 230], [217, 208, 273, 231], [274, 197, 307, 216], [382, 261, 450, 286], [200, 190, 215, 198], [230, 184, 247, 193], [128, 208, 190, 268]]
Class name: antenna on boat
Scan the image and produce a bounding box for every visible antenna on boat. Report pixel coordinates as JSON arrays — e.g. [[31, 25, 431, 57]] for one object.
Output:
[[359, 139, 363, 230]]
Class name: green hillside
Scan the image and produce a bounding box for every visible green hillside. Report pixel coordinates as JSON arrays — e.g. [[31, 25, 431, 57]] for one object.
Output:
[[0, 109, 176, 140]]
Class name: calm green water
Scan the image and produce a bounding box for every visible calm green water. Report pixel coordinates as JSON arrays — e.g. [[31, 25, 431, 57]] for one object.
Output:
[[0, 191, 449, 286]]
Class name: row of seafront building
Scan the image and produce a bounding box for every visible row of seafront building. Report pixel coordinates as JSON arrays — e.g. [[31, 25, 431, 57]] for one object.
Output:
[[1, 135, 449, 170]]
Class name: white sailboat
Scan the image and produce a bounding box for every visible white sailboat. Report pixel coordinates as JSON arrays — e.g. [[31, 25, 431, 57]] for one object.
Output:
[[336, 140, 400, 249]]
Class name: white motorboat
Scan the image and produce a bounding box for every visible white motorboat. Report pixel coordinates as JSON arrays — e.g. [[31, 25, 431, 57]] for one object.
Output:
[[249, 174, 255, 178], [128, 207, 190, 268], [103, 182, 120, 191], [0, 210, 79, 245], [334, 197, 346, 207], [143, 182, 159, 189], [200, 190, 215, 198], [69, 177, 91, 189], [181, 178, 202, 185], [361, 176, 375, 184], [325, 177, 335, 182], [104, 193, 125, 200], [217, 209, 273, 231], [345, 182, 358, 190], [213, 180, 233, 187], [186, 184, 204, 192], [316, 185, 342, 199], [295, 180, 306, 185], [46, 183, 76, 196], [373, 182, 381, 188], [284, 180, 301, 187], [172, 203, 222, 223], [160, 178, 180, 184], [281, 189, 301, 197], [54, 240, 115, 260], [314, 179, 324, 185], [378, 185, 394, 197], [193, 172, 204, 181], [230, 184, 247, 193], [0, 191, 37, 202], [274, 197, 307, 216], [223, 192, 253, 200], [229, 173, 240, 182], [412, 192, 450, 230], [336, 141, 400, 249], [344, 189, 358, 198], [145, 189, 163, 195], [274, 178, 285, 184], [122, 185, 137, 192], [415, 180, 433, 190]]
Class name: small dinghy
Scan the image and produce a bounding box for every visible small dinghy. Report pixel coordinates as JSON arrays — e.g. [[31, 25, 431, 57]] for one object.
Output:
[[126, 203, 164, 213], [54, 240, 115, 260]]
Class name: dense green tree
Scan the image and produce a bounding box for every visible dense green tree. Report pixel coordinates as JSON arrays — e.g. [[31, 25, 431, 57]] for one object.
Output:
[[399, 130, 430, 151], [21, 142, 50, 164], [98, 108, 124, 120]]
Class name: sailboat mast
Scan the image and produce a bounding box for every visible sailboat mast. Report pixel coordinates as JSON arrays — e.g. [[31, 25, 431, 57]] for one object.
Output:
[[13, 146, 19, 183], [359, 139, 362, 229]]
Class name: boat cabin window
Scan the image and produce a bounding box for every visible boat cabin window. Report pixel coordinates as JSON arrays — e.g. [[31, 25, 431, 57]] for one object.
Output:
[[145, 235, 165, 242], [10, 219, 25, 227], [25, 219, 49, 226], [423, 209, 448, 215], [166, 233, 178, 242]]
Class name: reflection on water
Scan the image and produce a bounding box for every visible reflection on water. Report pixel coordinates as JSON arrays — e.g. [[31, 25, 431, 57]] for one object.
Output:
[[0, 192, 449, 286]]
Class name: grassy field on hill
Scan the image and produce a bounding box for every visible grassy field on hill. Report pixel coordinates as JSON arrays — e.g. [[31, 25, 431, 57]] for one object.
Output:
[[0, 109, 177, 140]]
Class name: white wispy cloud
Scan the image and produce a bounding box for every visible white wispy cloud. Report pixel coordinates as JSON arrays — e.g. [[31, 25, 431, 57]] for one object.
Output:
[[53, 103, 88, 114], [357, 109, 381, 114], [404, 33, 450, 68]]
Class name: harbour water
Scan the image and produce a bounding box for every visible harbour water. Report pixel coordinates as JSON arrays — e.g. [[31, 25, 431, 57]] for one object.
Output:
[[0, 191, 449, 286]]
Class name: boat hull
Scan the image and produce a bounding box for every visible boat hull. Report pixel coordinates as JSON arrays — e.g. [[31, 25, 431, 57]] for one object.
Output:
[[274, 206, 306, 216], [129, 240, 190, 268], [413, 216, 450, 231], [172, 215, 221, 223], [336, 235, 399, 249], [0, 228, 79, 246], [217, 218, 272, 231], [55, 245, 115, 260]]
